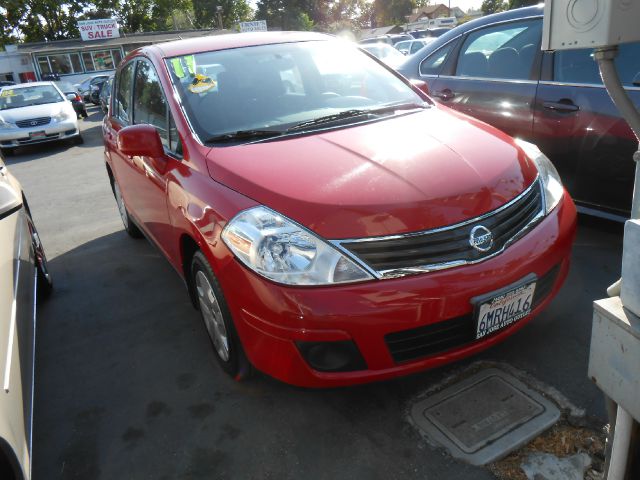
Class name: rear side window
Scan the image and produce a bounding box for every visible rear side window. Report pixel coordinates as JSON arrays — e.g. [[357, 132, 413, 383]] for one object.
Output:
[[455, 19, 542, 80], [115, 62, 134, 124], [132, 59, 168, 148], [419, 42, 455, 76], [553, 43, 640, 86]]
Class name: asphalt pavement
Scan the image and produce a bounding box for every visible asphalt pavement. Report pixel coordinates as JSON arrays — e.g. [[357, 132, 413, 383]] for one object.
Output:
[[6, 106, 624, 479]]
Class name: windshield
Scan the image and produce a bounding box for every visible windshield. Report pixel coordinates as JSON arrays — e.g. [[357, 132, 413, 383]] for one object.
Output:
[[0, 85, 64, 110], [165, 40, 424, 142]]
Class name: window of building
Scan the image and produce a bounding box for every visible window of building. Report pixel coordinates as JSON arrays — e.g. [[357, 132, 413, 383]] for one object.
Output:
[[36, 49, 123, 76]]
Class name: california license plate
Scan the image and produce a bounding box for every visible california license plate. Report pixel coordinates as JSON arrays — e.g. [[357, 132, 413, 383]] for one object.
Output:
[[29, 130, 46, 138], [475, 280, 536, 340]]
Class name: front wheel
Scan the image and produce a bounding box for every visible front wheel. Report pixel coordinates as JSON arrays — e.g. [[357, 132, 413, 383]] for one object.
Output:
[[28, 218, 52, 301], [113, 180, 143, 238], [191, 251, 252, 380]]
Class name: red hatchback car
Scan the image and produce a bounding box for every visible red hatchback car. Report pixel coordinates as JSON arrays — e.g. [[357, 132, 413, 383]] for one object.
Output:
[[103, 32, 576, 387]]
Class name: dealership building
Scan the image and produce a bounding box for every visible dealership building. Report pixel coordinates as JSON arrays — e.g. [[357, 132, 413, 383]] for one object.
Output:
[[0, 21, 226, 86]]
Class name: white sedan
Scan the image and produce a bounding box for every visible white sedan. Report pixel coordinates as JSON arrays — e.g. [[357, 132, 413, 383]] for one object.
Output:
[[0, 151, 51, 479], [0, 82, 82, 156]]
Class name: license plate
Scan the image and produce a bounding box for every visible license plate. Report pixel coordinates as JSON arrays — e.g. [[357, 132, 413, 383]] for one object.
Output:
[[29, 131, 46, 138], [475, 281, 536, 340]]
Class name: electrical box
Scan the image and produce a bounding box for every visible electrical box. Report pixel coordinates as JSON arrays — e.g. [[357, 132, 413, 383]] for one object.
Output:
[[621, 220, 640, 318], [542, 0, 640, 51]]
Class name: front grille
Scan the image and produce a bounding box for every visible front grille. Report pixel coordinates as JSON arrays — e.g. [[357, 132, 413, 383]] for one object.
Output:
[[384, 263, 561, 363], [340, 180, 543, 276], [16, 117, 51, 128]]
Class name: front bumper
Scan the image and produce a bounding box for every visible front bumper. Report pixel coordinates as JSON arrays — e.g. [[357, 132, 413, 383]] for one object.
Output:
[[215, 194, 577, 388], [0, 119, 80, 148]]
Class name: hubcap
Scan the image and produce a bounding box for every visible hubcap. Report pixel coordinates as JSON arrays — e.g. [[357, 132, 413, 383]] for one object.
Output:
[[195, 270, 230, 361], [114, 182, 129, 228]]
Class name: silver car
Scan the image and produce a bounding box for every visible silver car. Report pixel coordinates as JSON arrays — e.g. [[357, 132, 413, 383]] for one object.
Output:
[[0, 82, 82, 156], [0, 151, 51, 479]]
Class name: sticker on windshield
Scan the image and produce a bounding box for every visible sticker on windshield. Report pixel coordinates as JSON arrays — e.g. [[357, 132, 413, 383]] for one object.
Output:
[[1, 89, 14, 97], [187, 74, 217, 94]]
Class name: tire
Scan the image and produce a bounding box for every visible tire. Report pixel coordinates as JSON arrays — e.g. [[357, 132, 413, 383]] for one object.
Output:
[[191, 251, 252, 380], [1, 147, 14, 157], [113, 180, 143, 238], [75, 134, 84, 145]]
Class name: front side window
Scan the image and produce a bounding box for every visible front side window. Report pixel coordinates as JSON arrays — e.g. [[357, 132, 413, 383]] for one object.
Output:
[[132, 60, 168, 147], [0, 85, 63, 110], [456, 19, 542, 80], [553, 43, 640, 86], [166, 40, 426, 143], [115, 61, 135, 124]]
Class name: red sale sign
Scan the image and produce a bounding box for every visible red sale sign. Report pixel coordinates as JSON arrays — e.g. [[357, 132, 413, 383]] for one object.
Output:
[[77, 19, 120, 41]]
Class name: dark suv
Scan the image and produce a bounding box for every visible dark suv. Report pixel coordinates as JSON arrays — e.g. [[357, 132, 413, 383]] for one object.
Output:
[[398, 5, 640, 220]]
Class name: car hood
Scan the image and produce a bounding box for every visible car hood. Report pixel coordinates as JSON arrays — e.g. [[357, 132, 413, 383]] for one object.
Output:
[[0, 101, 72, 123], [205, 107, 539, 239]]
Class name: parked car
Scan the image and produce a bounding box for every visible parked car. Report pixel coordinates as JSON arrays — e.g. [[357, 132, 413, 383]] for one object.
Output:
[[409, 27, 451, 39], [0, 82, 83, 155], [0, 151, 52, 480], [104, 32, 576, 388], [76, 74, 110, 103], [394, 38, 434, 56], [359, 34, 414, 46], [55, 81, 88, 119], [99, 77, 113, 114], [397, 5, 640, 220], [360, 43, 407, 68]]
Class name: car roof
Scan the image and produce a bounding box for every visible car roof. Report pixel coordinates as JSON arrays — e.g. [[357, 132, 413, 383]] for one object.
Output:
[[147, 31, 333, 59], [4, 81, 57, 89]]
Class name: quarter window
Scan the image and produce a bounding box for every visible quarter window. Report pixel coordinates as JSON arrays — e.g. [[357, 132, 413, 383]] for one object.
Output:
[[553, 43, 640, 86], [455, 19, 542, 80], [115, 61, 135, 124], [419, 42, 455, 76]]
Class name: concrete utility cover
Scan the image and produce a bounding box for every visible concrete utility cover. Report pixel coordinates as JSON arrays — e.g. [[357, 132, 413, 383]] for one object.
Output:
[[410, 368, 560, 465]]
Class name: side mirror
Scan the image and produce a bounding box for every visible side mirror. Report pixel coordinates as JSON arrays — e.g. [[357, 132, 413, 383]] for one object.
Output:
[[410, 78, 430, 96], [117, 124, 165, 158], [66, 93, 76, 101]]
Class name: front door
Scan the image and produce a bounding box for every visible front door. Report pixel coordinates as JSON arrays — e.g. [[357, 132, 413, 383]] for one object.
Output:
[[429, 17, 543, 142]]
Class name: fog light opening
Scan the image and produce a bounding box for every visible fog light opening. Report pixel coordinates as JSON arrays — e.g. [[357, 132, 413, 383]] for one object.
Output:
[[296, 340, 367, 373]]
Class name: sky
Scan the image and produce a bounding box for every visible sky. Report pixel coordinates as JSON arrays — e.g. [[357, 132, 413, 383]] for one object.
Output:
[[443, 0, 484, 12]]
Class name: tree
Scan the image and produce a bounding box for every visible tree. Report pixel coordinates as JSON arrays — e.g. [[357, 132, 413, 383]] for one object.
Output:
[[192, 0, 253, 29], [507, 0, 538, 9], [481, 0, 507, 15], [3, 0, 88, 42], [373, 0, 416, 26]]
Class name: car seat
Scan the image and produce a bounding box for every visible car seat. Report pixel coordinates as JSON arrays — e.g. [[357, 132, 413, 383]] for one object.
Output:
[[458, 52, 488, 77], [488, 47, 521, 79]]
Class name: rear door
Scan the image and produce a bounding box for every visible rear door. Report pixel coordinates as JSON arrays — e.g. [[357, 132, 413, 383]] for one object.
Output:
[[428, 17, 543, 140], [533, 44, 640, 216]]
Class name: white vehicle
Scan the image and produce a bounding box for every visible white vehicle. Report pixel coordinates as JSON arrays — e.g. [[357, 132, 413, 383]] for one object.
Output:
[[360, 43, 407, 69], [394, 38, 434, 55], [0, 152, 52, 480], [0, 82, 82, 156]]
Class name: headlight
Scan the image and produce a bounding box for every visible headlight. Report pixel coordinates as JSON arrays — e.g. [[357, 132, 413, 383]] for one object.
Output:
[[0, 118, 13, 129], [515, 139, 564, 214], [222, 206, 374, 286]]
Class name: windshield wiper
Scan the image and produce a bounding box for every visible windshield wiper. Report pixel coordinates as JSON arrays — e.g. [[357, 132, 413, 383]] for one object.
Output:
[[286, 102, 428, 133], [203, 129, 284, 144]]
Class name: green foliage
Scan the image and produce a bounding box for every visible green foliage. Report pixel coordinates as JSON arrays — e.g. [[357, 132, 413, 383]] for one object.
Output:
[[373, 0, 417, 26], [481, 0, 507, 15], [3, 0, 88, 42], [507, 0, 538, 9], [192, 0, 253, 29]]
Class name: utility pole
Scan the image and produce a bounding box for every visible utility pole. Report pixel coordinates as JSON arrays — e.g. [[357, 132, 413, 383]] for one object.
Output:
[[216, 6, 223, 30]]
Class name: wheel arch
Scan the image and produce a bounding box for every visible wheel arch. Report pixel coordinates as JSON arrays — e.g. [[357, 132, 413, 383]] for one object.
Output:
[[0, 437, 24, 480]]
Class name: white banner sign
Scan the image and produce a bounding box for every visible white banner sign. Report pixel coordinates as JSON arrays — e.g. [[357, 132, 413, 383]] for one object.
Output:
[[239, 20, 267, 33], [78, 19, 120, 41]]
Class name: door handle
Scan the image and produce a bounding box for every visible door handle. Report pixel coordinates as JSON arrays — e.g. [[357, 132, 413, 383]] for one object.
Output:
[[543, 101, 579, 113], [432, 89, 455, 101]]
